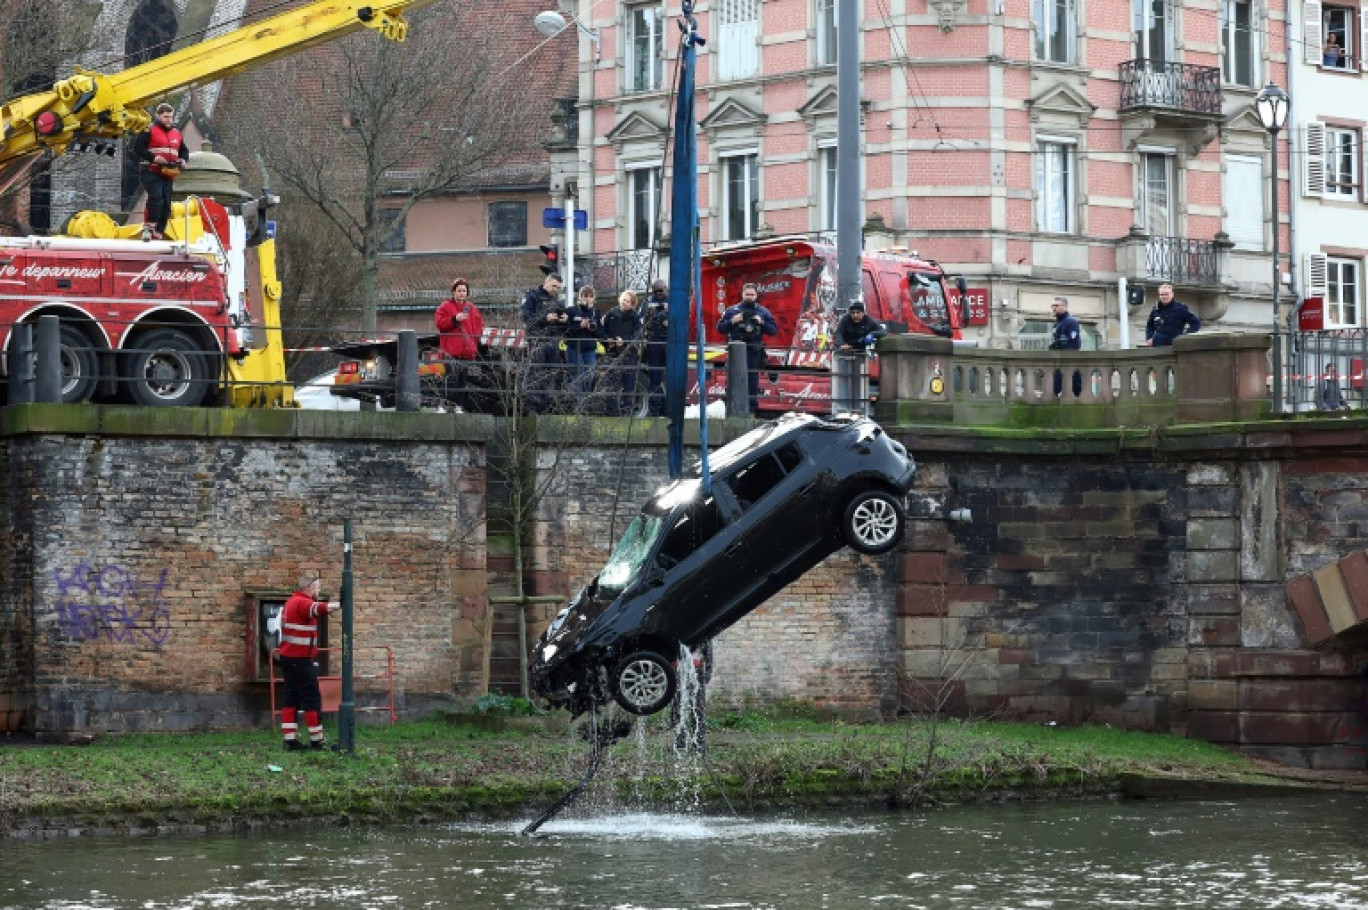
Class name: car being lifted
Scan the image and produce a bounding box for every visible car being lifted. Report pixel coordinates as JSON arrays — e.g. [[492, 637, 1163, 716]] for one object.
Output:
[[529, 412, 916, 718]]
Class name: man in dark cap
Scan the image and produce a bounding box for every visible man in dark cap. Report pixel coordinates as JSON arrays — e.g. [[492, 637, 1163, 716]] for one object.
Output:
[[835, 300, 886, 352], [641, 279, 670, 416]]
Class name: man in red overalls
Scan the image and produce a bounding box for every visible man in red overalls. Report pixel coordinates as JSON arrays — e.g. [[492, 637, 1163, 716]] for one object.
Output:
[[278, 575, 339, 751], [132, 102, 189, 240]]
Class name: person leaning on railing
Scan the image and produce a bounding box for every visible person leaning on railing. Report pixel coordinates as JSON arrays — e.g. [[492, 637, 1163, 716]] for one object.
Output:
[[834, 300, 886, 351]]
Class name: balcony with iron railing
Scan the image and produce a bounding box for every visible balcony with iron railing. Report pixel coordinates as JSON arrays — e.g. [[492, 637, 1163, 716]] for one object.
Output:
[[577, 249, 661, 296], [1116, 228, 1232, 288], [1118, 60, 1223, 118]]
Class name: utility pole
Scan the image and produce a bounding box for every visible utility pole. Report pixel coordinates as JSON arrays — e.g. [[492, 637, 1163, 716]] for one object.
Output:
[[836, 0, 862, 308]]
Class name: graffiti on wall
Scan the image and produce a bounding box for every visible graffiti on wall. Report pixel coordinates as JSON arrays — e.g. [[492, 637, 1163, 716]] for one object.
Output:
[[53, 562, 172, 647]]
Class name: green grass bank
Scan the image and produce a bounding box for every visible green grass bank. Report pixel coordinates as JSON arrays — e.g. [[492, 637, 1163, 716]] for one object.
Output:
[[0, 712, 1344, 838]]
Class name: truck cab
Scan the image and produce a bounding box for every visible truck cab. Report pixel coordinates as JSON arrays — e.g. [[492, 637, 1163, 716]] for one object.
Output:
[[698, 238, 965, 413]]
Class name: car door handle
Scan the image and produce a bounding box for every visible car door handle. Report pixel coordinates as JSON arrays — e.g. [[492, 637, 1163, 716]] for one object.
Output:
[[797, 482, 816, 497], [725, 542, 744, 557]]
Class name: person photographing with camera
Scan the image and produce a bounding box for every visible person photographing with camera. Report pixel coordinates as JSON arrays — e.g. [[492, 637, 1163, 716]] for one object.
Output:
[[716, 282, 778, 416]]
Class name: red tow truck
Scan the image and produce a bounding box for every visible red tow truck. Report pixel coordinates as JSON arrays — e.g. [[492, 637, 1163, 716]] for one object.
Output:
[[697, 238, 968, 414]]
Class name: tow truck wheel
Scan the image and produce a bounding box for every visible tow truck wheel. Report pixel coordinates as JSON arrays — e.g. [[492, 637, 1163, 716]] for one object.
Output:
[[610, 650, 677, 716], [842, 490, 905, 555], [125, 329, 210, 408], [57, 325, 99, 403]]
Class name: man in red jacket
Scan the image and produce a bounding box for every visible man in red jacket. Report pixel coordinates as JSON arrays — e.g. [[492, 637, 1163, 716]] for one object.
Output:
[[278, 575, 339, 751], [434, 277, 484, 410]]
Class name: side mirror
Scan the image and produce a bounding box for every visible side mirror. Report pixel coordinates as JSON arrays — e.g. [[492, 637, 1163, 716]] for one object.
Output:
[[955, 276, 970, 323]]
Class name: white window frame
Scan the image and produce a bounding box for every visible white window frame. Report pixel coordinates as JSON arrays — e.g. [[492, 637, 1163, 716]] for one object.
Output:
[[815, 0, 837, 65], [1223, 154, 1265, 250], [1321, 3, 1358, 71], [720, 151, 760, 240], [1220, 0, 1259, 86], [1139, 149, 1176, 237], [818, 144, 837, 233], [1132, 0, 1175, 62], [626, 164, 660, 250], [1325, 126, 1361, 198], [1326, 256, 1362, 327], [1033, 0, 1077, 64], [626, 3, 665, 93], [716, 0, 760, 81], [1035, 137, 1077, 233]]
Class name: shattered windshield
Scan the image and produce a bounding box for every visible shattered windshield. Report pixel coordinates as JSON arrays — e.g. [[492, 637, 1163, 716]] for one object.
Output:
[[599, 512, 666, 592]]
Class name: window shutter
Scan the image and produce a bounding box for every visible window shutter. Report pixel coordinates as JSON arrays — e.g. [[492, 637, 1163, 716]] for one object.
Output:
[[1304, 121, 1327, 196], [1361, 3, 1368, 69], [1305, 253, 1330, 298], [1305, 1, 1323, 65], [1362, 129, 1368, 202]]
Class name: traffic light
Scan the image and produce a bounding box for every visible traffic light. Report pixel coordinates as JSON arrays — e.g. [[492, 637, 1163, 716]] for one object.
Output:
[[539, 244, 560, 276]]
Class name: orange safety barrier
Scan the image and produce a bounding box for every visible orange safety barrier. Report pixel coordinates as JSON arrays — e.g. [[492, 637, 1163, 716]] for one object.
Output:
[[268, 645, 397, 726]]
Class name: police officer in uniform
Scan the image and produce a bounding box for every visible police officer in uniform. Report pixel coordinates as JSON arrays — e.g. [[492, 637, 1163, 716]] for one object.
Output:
[[716, 283, 778, 416]]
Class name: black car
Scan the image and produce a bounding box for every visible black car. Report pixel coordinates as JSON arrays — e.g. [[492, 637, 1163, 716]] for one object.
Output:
[[529, 412, 916, 717]]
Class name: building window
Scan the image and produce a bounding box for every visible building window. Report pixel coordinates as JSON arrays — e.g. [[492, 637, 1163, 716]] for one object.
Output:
[[1140, 151, 1175, 236], [819, 146, 837, 233], [1322, 5, 1356, 70], [815, 0, 837, 66], [1327, 257, 1361, 326], [377, 209, 406, 253], [1033, 0, 1076, 64], [627, 166, 660, 250], [716, 0, 759, 81], [1325, 127, 1361, 198], [1132, 0, 1174, 62], [1220, 0, 1257, 85], [721, 152, 759, 240], [627, 3, 664, 93], [1035, 139, 1076, 233], [488, 201, 528, 248]]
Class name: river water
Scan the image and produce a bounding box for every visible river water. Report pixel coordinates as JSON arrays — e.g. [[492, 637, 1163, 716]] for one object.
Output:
[[3, 795, 1366, 909]]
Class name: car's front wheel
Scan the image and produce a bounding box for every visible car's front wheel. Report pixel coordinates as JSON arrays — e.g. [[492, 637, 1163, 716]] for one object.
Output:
[[842, 490, 905, 555], [611, 650, 677, 715]]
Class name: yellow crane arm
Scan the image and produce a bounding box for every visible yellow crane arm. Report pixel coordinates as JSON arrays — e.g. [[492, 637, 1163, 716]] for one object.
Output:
[[0, 0, 437, 166]]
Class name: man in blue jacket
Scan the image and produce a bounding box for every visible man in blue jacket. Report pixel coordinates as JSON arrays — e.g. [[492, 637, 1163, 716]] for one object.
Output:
[[1145, 284, 1201, 346]]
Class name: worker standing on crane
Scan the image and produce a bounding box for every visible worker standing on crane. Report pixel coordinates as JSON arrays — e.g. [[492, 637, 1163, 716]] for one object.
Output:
[[131, 103, 188, 239]]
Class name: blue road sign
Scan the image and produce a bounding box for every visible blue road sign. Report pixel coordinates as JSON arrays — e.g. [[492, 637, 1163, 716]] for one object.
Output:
[[542, 208, 589, 230]]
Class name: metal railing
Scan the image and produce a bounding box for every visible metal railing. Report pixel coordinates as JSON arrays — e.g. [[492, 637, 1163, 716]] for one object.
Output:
[[1144, 235, 1222, 285], [1119, 60, 1222, 115], [1287, 329, 1368, 413]]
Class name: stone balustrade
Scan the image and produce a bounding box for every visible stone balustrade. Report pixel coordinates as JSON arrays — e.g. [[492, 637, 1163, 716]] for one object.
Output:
[[875, 332, 1273, 428]]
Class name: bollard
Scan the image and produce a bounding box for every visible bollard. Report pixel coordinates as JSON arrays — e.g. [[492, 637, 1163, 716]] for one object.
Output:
[[395, 330, 420, 413], [726, 340, 749, 417], [7, 323, 34, 406], [338, 518, 355, 755], [832, 352, 870, 416], [34, 315, 62, 404]]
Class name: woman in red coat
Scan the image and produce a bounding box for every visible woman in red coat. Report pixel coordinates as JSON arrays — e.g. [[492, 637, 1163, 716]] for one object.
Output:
[[434, 278, 484, 411]]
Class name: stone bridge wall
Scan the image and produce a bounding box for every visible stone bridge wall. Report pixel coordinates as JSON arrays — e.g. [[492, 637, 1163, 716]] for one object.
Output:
[[1, 404, 1365, 768]]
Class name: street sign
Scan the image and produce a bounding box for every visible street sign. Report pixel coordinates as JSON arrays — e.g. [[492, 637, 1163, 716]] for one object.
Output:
[[541, 208, 589, 230]]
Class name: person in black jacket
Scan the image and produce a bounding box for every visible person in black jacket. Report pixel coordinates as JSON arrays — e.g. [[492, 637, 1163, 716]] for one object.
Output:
[[835, 301, 886, 351], [716, 283, 778, 416], [1318, 363, 1352, 412], [599, 290, 643, 416], [1145, 284, 1201, 347], [1049, 296, 1083, 398], [641, 280, 670, 417], [521, 273, 567, 413], [564, 286, 601, 380]]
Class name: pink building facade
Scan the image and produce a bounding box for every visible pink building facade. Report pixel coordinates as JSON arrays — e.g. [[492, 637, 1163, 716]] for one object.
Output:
[[556, 0, 1290, 348]]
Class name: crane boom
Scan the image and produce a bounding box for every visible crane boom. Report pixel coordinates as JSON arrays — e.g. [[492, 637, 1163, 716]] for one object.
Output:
[[0, 0, 437, 167]]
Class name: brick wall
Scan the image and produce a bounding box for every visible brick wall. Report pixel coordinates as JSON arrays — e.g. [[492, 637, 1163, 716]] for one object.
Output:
[[2, 407, 1366, 767]]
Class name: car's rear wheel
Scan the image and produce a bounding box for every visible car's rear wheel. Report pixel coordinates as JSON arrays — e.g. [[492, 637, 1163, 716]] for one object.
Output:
[[842, 490, 905, 555], [611, 650, 677, 716]]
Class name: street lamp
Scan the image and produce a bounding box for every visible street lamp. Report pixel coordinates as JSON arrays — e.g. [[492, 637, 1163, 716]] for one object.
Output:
[[1256, 82, 1290, 412], [534, 9, 600, 60]]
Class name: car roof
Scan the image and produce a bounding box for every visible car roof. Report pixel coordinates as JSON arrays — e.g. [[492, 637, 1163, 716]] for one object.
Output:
[[704, 412, 867, 473]]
